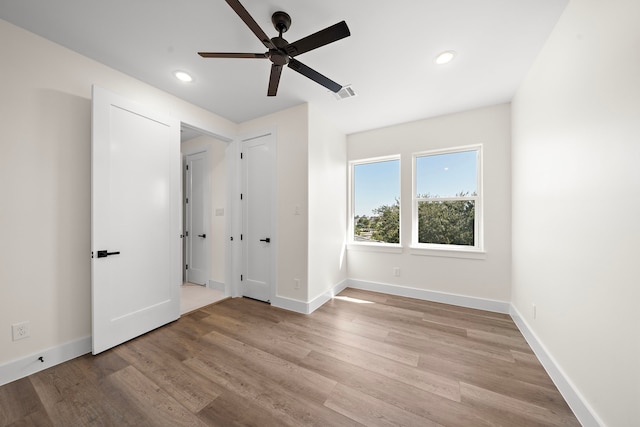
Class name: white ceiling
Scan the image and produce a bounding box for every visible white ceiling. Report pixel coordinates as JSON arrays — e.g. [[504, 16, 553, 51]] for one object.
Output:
[[0, 0, 567, 135]]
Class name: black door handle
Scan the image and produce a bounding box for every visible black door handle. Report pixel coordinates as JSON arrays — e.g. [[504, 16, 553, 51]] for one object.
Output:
[[97, 250, 120, 258], [259, 238, 271, 243], [198, 234, 206, 238]]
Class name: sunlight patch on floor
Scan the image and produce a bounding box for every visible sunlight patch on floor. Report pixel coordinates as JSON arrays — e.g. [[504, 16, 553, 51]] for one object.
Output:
[[180, 283, 225, 314], [334, 295, 375, 304]]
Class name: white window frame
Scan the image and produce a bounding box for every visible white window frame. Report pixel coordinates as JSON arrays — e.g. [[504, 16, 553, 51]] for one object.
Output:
[[348, 155, 402, 251], [411, 145, 484, 256]]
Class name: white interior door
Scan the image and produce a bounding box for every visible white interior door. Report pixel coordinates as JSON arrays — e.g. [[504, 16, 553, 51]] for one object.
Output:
[[242, 133, 275, 302], [185, 151, 209, 285], [91, 85, 180, 355]]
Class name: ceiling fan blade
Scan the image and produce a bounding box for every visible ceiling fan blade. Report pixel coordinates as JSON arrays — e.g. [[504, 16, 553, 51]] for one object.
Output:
[[287, 58, 342, 93], [267, 64, 283, 96], [198, 52, 268, 59], [286, 21, 350, 57], [224, 0, 275, 49]]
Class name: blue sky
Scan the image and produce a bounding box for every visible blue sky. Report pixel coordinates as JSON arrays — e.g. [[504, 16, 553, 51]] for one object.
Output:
[[354, 151, 477, 216]]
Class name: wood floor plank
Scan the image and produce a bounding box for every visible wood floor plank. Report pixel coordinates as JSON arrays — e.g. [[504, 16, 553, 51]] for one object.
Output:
[[107, 366, 209, 427], [197, 391, 295, 427], [199, 311, 312, 362], [0, 378, 48, 426], [273, 320, 462, 401], [324, 383, 443, 427], [199, 330, 337, 404], [460, 382, 581, 427], [185, 357, 362, 427], [113, 337, 222, 413], [282, 319, 421, 366], [27, 356, 138, 426], [0, 288, 580, 426], [300, 350, 497, 427], [386, 329, 516, 363]]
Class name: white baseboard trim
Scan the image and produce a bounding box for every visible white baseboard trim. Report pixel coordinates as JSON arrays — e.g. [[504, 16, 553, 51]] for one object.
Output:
[[0, 336, 91, 387], [307, 279, 349, 314], [271, 279, 349, 314], [270, 295, 308, 314], [510, 306, 603, 427], [207, 280, 225, 293], [347, 279, 510, 314]]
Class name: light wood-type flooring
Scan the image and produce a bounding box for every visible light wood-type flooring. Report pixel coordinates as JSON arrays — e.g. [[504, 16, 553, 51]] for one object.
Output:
[[0, 288, 580, 426]]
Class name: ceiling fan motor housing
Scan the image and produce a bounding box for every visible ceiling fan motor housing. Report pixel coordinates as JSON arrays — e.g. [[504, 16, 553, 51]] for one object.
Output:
[[272, 11, 291, 33], [269, 36, 290, 65]]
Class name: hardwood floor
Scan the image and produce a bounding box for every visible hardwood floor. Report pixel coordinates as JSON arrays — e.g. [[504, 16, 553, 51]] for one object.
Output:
[[0, 288, 580, 426]]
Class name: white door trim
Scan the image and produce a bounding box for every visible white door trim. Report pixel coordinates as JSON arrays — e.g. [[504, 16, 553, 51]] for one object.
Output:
[[180, 123, 236, 299]]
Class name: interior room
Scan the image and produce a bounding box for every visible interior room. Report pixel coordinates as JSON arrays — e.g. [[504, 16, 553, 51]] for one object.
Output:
[[0, 1, 638, 426]]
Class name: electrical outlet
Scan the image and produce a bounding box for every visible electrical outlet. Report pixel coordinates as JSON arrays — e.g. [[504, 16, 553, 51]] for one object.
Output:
[[12, 321, 30, 341], [393, 267, 400, 277], [294, 278, 300, 289]]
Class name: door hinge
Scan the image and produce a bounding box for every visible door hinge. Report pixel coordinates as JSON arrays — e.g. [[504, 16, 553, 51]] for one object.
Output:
[[240, 193, 243, 200], [186, 197, 189, 204], [186, 264, 189, 270], [240, 234, 243, 241], [186, 231, 189, 237], [240, 152, 243, 159], [240, 274, 243, 281], [186, 164, 189, 170]]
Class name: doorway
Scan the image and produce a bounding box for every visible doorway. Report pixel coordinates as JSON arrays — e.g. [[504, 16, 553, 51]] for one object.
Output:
[[180, 125, 229, 313]]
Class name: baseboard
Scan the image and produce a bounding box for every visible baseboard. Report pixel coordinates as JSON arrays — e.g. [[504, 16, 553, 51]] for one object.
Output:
[[347, 279, 510, 314], [207, 280, 225, 293], [510, 305, 604, 427], [270, 295, 308, 314], [271, 279, 349, 314], [307, 279, 349, 314], [0, 336, 91, 387]]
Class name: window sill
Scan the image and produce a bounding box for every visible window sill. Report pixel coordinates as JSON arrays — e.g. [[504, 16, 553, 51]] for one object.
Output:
[[347, 243, 403, 254], [409, 245, 486, 260]]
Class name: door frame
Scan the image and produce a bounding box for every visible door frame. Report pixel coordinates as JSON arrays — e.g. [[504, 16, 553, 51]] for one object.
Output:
[[182, 148, 211, 286], [179, 123, 235, 299], [177, 124, 277, 303], [239, 130, 278, 302]]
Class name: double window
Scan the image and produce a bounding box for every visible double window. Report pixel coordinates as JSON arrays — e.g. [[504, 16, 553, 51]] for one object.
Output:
[[350, 146, 482, 253]]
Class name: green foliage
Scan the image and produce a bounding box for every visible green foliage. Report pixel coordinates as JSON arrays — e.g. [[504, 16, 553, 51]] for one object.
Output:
[[371, 200, 400, 243], [353, 199, 400, 243], [354, 192, 475, 246], [418, 199, 475, 246]]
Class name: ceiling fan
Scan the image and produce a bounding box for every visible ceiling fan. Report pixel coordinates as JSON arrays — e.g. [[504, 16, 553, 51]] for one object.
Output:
[[198, 0, 351, 96]]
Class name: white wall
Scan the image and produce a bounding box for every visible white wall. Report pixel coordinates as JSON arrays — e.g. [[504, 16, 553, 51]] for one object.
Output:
[[347, 104, 512, 304], [181, 135, 228, 285], [0, 18, 236, 367], [239, 104, 310, 302], [511, 0, 640, 425], [308, 105, 348, 302]]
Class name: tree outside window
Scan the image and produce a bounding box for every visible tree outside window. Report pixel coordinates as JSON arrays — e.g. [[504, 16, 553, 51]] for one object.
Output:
[[415, 148, 480, 248], [352, 158, 400, 244]]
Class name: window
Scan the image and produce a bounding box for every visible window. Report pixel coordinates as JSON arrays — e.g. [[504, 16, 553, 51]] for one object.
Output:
[[351, 158, 400, 245], [414, 147, 481, 249]]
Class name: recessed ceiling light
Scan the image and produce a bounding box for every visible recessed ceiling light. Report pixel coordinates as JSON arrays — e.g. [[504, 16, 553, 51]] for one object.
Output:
[[434, 51, 456, 65], [174, 70, 193, 83]]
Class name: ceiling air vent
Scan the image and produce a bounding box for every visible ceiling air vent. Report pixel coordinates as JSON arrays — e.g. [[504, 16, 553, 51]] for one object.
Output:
[[334, 85, 357, 100]]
